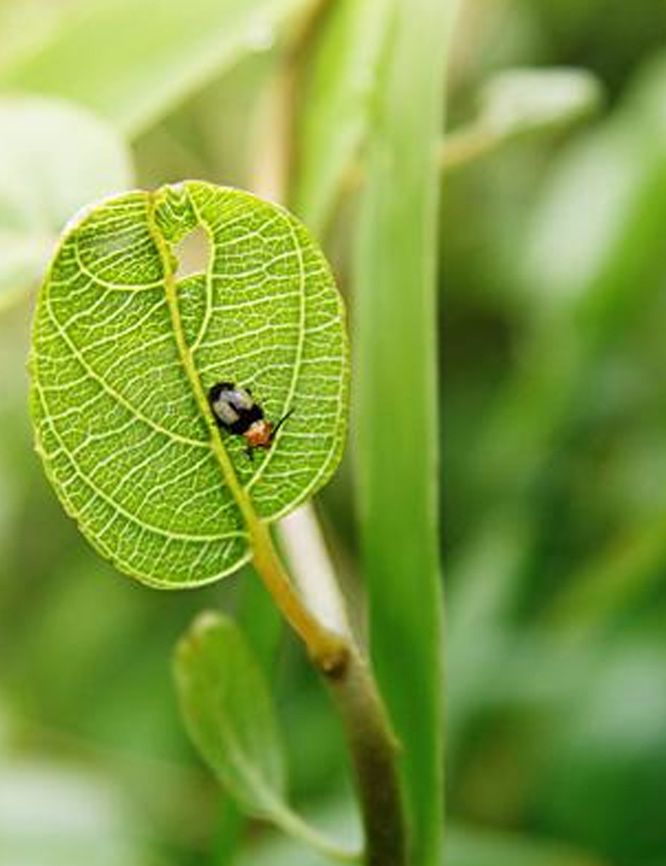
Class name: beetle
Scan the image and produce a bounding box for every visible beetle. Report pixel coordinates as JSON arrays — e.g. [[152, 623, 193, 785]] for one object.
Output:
[[208, 381, 293, 456]]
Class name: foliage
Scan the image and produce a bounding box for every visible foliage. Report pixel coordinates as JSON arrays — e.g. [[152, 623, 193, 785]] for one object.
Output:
[[0, 2, 665, 866], [353, 2, 456, 862], [30, 181, 348, 586]]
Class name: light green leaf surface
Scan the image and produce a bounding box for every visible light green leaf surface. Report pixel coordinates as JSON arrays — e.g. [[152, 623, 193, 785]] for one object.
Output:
[[174, 611, 359, 861], [30, 181, 349, 587], [174, 612, 287, 819], [477, 68, 602, 140], [0, 0, 82, 80], [292, 0, 391, 234], [443, 68, 602, 173], [353, 1, 458, 864], [0, 0, 311, 137], [524, 56, 666, 319], [0, 96, 133, 310], [202, 570, 284, 865]]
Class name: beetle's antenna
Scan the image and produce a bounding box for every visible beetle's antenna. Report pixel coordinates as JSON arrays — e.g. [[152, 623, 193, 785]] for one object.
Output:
[[271, 408, 294, 439]]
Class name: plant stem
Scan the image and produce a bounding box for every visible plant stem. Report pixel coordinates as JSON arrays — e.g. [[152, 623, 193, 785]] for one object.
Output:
[[250, 519, 348, 674], [252, 0, 337, 204], [440, 125, 500, 173], [250, 517, 407, 865], [327, 651, 407, 866]]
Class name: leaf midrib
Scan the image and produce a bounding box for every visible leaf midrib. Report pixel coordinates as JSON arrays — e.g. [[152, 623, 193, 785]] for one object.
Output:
[[146, 192, 260, 541]]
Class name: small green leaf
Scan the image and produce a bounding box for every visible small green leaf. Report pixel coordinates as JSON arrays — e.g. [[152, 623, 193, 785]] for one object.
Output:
[[174, 612, 360, 862], [0, 96, 133, 310], [174, 612, 286, 817], [30, 181, 349, 587], [442, 68, 603, 174], [477, 68, 603, 140]]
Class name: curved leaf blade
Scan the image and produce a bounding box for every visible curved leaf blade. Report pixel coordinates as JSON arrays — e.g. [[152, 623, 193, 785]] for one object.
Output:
[[353, 1, 457, 863], [30, 181, 348, 587], [175, 612, 360, 862], [175, 612, 287, 817], [477, 68, 603, 141]]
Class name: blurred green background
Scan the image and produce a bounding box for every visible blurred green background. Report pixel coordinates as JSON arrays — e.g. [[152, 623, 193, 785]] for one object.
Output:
[[1, 1, 666, 864]]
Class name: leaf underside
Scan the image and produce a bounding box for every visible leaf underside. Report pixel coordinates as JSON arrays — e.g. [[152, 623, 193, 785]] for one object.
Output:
[[175, 611, 359, 859], [174, 611, 287, 817], [30, 181, 348, 587]]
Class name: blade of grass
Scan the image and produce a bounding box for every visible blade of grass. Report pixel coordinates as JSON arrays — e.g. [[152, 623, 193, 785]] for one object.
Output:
[[291, 0, 392, 236], [353, 1, 459, 863]]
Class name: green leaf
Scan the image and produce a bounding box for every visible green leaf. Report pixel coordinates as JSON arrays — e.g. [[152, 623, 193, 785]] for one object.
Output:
[[174, 611, 287, 818], [476, 68, 602, 140], [211, 568, 285, 864], [353, 1, 458, 864], [174, 612, 359, 862], [524, 57, 666, 320], [0, 0, 312, 137], [30, 181, 349, 587], [442, 68, 602, 173], [292, 0, 392, 234], [234, 801, 358, 866], [0, 96, 133, 311]]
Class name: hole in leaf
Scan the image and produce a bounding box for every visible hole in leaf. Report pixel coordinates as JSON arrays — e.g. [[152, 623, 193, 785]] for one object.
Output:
[[173, 224, 211, 280]]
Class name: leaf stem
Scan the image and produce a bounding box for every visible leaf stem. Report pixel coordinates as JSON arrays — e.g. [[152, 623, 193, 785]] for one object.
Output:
[[251, 515, 408, 866], [250, 519, 349, 674], [270, 801, 362, 863], [328, 651, 407, 866], [440, 125, 501, 173]]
